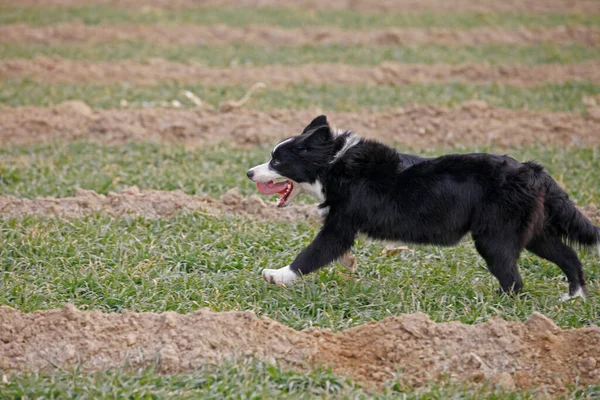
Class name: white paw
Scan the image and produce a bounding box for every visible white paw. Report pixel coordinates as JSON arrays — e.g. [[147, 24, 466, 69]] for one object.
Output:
[[262, 265, 299, 286], [560, 286, 586, 302]]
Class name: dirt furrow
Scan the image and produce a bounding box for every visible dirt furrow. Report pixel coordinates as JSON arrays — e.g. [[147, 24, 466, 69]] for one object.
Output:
[[0, 187, 319, 221], [1, 306, 599, 395], [1, 0, 598, 14], [2, 101, 600, 149], [2, 188, 598, 225], [3, 57, 600, 87], [2, 23, 598, 47]]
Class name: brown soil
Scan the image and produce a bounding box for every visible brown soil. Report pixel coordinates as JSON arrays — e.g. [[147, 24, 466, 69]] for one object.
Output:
[[0, 187, 319, 221], [2, 101, 600, 149], [3, 57, 600, 87], [1, 306, 599, 395], [2, 23, 598, 47], [2, 188, 598, 227], [1, 0, 598, 14]]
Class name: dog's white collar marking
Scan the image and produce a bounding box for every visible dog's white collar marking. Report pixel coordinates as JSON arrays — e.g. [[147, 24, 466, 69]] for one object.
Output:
[[331, 132, 360, 163], [317, 206, 330, 218], [262, 265, 298, 285], [299, 180, 325, 203]]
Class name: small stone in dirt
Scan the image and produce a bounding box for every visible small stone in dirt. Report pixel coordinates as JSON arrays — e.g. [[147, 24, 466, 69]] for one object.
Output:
[[524, 312, 558, 333], [221, 188, 243, 206], [125, 333, 137, 346], [158, 344, 180, 372], [63, 303, 79, 321], [162, 312, 178, 328], [492, 372, 515, 390], [586, 106, 600, 121], [579, 357, 597, 372], [462, 100, 490, 111], [53, 100, 93, 117]]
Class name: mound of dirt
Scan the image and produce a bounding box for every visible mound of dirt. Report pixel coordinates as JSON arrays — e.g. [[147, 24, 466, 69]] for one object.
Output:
[[0, 187, 319, 221], [3, 57, 600, 87], [2, 103, 600, 149], [2, 188, 598, 227], [3, 23, 598, 47], [1, 0, 597, 14], [1, 305, 598, 395]]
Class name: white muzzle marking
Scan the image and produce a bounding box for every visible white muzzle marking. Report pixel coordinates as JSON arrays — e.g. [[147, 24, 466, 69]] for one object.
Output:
[[247, 161, 283, 182]]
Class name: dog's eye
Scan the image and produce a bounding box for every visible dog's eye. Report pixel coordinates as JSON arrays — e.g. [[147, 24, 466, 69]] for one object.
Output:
[[271, 159, 281, 167]]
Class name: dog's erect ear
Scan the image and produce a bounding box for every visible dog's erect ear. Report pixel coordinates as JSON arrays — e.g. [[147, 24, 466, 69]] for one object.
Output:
[[303, 124, 332, 146], [302, 115, 328, 134]]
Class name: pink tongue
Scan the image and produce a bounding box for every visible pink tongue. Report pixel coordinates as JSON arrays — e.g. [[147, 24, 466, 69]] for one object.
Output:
[[256, 180, 288, 195]]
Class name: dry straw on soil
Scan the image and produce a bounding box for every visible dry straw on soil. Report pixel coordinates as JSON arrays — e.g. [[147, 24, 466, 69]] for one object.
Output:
[[2, 0, 598, 13], [2, 23, 598, 47], [2, 101, 600, 149], [0, 187, 600, 225], [1, 305, 599, 395], [0, 187, 319, 221], [3, 57, 600, 86], [1, 188, 598, 226]]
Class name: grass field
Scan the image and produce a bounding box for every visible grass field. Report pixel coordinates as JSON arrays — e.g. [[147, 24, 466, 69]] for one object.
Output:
[[1, 142, 600, 203], [2, 6, 599, 29], [4, 361, 561, 399], [4, 43, 600, 66], [3, 80, 599, 112], [1, 2, 599, 399]]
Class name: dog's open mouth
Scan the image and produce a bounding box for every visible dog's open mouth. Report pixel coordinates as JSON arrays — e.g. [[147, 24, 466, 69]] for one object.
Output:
[[256, 180, 294, 208]]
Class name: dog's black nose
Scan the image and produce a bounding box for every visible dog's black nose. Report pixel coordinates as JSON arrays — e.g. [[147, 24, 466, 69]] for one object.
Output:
[[246, 169, 254, 179]]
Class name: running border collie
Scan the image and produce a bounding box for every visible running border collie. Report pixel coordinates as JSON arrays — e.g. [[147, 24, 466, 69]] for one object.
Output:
[[246, 115, 599, 298]]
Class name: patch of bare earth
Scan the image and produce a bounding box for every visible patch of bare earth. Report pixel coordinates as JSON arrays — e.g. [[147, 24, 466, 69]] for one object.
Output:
[[2, 101, 600, 148], [2, 23, 598, 47], [1, 306, 599, 395], [1, 0, 598, 14], [3, 57, 600, 86], [2, 188, 598, 227], [0, 187, 319, 221]]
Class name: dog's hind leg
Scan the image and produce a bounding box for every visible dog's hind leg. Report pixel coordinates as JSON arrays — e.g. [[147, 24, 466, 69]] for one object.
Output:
[[338, 252, 357, 273], [473, 236, 524, 294], [526, 234, 586, 300]]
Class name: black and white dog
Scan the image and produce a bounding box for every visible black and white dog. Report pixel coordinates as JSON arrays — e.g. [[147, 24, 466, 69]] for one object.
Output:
[[247, 115, 599, 298]]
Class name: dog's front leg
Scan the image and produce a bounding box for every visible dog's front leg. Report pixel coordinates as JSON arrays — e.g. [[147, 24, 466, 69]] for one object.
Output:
[[262, 219, 356, 285]]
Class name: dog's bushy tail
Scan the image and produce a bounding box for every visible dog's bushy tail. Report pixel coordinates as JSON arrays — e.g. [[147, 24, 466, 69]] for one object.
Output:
[[543, 174, 600, 247]]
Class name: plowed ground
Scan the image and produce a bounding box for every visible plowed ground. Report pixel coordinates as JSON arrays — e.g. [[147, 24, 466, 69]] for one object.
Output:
[[2, 101, 600, 148], [1, 306, 599, 396], [2, 23, 598, 46], [3, 57, 600, 86]]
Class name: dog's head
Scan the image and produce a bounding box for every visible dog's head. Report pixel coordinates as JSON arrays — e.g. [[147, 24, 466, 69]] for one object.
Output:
[[246, 115, 335, 207]]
